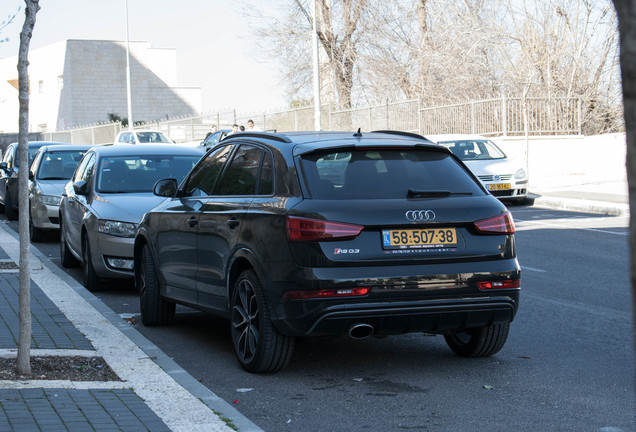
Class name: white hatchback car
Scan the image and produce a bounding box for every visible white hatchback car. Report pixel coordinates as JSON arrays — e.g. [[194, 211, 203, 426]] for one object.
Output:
[[425, 134, 528, 203], [114, 130, 175, 145]]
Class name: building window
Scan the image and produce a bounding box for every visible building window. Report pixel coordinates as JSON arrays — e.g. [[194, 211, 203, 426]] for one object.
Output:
[[58, 75, 63, 90], [38, 80, 44, 94]]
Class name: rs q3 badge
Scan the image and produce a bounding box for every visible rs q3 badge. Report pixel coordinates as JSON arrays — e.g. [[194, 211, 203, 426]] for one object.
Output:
[[335, 248, 360, 254]]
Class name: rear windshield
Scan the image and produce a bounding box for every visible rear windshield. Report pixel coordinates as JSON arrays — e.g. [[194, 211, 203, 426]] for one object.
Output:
[[300, 148, 484, 199]]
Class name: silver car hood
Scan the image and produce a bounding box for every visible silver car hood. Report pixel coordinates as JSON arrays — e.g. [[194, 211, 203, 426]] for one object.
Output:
[[91, 193, 165, 223], [35, 180, 68, 197]]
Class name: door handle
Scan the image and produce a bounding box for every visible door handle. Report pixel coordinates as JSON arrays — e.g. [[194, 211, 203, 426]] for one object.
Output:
[[187, 217, 198, 227], [227, 218, 239, 229]]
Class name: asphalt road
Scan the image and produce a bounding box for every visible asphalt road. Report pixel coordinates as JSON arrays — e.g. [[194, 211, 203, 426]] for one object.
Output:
[[3, 205, 633, 432]]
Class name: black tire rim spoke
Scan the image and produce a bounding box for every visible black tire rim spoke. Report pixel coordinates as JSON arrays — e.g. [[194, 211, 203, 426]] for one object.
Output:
[[232, 279, 259, 362]]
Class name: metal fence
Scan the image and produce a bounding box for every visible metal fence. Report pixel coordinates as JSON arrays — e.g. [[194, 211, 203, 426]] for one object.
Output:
[[42, 96, 583, 145]]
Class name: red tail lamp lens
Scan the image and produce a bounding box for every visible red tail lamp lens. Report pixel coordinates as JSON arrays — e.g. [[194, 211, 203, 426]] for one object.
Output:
[[287, 216, 363, 242], [474, 211, 516, 234], [477, 280, 521, 290], [282, 287, 370, 299]]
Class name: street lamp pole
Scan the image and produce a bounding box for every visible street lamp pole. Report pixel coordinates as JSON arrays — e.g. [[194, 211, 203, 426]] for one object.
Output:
[[312, 0, 321, 131], [125, 0, 133, 130]]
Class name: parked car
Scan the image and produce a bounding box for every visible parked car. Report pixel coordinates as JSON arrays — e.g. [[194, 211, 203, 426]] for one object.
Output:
[[114, 130, 175, 145], [59, 145, 203, 292], [425, 134, 528, 203], [0, 141, 70, 220], [133, 130, 521, 373], [200, 129, 231, 148], [28, 144, 95, 242]]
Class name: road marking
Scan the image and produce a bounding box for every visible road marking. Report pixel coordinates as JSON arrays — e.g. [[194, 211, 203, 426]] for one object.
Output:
[[521, 266, 547, 273], [514, 217, 628, 236]]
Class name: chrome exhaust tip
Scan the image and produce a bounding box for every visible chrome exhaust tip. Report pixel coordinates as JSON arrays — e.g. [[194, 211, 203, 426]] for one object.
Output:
[[348, 323, 374, 339]]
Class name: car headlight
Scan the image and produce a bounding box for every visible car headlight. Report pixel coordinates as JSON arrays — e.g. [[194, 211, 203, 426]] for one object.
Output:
[[97, 220, 137, 238], [514, 168, 527, 180], [38, 194, 61, 206]]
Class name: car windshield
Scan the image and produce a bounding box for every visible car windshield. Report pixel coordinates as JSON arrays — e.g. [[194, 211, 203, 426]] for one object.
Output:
[[136, 132, 172, 143], [96, 154, 199, 193], [438, 139, 506, 161], [37, 150, 88, 180], [301, 148, 484, 200]]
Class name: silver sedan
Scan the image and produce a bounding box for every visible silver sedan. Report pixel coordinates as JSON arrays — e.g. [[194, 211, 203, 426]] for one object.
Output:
[[28, 144, 94, 242], [59, 144, 202, 291]]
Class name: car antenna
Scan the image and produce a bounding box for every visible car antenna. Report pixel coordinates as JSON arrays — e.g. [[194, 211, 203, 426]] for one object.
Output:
[[353, 128, 362, 137]]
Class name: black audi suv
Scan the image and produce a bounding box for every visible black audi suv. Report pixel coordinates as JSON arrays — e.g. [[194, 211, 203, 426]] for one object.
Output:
[[134, 130, 521, 372]]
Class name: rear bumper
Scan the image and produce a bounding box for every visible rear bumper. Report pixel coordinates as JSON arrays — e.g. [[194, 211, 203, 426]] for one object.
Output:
[[274, 295, 518, 337], [265, 259, 521, 337]]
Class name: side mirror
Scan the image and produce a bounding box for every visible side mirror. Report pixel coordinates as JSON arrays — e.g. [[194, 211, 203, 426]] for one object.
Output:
[[29, 171, 34, 180], [0, 162, 7, 172], [153, 178, 178, 198], [72, 180, 89, 195]]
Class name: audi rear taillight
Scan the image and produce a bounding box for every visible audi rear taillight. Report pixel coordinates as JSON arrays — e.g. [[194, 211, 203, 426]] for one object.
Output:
[[282, 287, 370, 299], [474, 211, 515, 234], [477, 280, 521, 290], [287, 216, 363, 242]]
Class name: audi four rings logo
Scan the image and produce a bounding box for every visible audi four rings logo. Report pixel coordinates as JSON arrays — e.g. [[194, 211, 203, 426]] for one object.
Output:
[[405, 210, 436, 221]]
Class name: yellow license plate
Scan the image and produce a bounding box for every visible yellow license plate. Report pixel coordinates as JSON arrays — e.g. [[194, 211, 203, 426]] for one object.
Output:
[[488, 183, 511, 191], [382, 228, 457, 249]]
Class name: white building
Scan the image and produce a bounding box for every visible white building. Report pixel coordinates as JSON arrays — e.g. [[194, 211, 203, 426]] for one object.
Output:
[[0, 39, 202, 133]]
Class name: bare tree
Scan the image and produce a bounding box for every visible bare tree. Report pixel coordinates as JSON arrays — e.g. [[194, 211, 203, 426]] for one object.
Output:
[[243, 0, 368, 109], [0, 8, 20, 44], [16, 0, 40, 376]]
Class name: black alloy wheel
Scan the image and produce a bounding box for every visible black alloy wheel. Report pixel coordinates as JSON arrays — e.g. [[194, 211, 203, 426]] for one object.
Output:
[[29, 210, 45, 242], [59, 218, 79, 268], [139, 244, 175, 326], [82, 235, 101, 291], [444, 322, 510, 357], [230, 270, 294, 373]]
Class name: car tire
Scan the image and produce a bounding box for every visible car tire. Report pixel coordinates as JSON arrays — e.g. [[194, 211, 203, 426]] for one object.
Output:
[[4, 189, 17, 220], [230, 269, 295, 373], [139, 244, 175, 326], [444, 322, 510, 357], [82, 235, 101, 291], [29, 211, 45, 242], [59, 218, 79, 268]]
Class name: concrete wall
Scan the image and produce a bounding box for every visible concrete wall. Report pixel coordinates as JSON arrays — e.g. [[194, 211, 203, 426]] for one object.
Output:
[[0, 40, 202, 133]]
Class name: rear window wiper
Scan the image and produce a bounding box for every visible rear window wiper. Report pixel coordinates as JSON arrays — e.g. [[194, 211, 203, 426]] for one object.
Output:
[[407, 189, 473, 198]]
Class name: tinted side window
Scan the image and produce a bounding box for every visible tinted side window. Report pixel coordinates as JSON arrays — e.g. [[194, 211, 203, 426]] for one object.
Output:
[[215, 145, 263, 196], [4, 145, 15, 168], [258, 151, 273, 195], [73, 153, 96, 184], [186, 145, 233, 196], [301, 148, 485, 200]]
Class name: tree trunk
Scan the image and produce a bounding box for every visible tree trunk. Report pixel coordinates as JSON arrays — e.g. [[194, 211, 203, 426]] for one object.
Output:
[[16, 0, 40, 376], [611, 0, 635, 406]]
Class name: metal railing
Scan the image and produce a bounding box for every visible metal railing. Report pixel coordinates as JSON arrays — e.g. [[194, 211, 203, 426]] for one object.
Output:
[[42, 95, 584, 145]]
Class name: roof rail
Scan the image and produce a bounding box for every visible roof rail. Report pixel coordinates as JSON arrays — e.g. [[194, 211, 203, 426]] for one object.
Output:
[[223, 131, 292, 143], [370, 130, 428, 140]]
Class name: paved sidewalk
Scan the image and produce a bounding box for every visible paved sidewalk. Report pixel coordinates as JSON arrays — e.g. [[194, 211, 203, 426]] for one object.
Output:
[[529, 177, 629, 216], [0, 224, 263, 432]]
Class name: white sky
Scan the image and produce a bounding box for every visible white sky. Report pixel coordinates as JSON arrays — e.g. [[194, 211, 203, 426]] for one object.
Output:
[[0, 0, 288, 113]]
